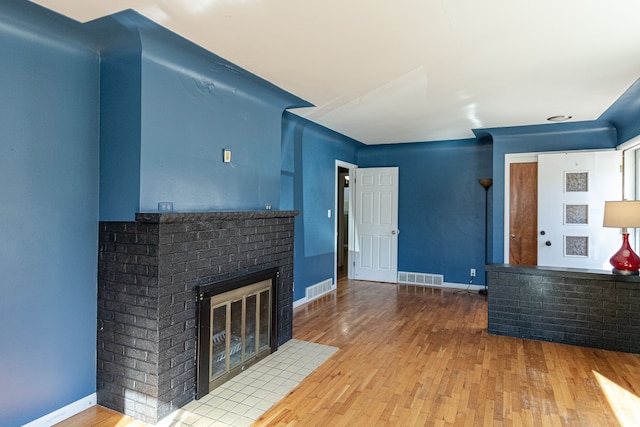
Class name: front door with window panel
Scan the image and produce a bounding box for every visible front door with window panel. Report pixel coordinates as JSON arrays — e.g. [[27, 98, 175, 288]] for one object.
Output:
[[537, 151, 622, 270]]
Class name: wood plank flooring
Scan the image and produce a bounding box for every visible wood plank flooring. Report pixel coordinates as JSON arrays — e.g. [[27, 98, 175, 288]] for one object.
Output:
[[255, 279, 640, 426], [54, 405, 148, 427], [57, 277, 640, 426]]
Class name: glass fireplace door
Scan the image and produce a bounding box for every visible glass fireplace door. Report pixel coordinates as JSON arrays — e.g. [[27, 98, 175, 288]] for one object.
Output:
[[208, 279, 272, 391]]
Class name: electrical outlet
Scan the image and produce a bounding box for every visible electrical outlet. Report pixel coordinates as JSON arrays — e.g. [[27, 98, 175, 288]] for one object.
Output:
[[470, 268, 476, 277]]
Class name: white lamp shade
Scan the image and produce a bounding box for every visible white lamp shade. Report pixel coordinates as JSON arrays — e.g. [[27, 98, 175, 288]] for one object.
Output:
[[603, 200, 640, 228]]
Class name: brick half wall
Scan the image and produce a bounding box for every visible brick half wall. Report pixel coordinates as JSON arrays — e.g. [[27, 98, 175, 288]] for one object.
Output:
[[97, 211, 297, 424], [487, 264, 640, 354]]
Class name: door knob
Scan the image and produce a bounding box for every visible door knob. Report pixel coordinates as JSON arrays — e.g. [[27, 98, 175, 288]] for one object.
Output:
[[391, 230, 397, 235], [540, 230, 546, 235], [545, 241, 552, 246], [511, 234, 516, 239]]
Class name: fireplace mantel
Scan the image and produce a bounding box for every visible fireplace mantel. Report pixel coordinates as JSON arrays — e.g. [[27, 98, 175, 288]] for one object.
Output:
[[97, 210, 297, 424], [135, 210, 300, 223]]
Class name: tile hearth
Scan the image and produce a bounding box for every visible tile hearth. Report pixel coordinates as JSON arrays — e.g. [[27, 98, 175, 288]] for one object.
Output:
[[157, 340, 338, 427]]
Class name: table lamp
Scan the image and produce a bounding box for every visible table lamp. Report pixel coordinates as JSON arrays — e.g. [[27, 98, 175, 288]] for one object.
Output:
[[603, 200, 640, 275]]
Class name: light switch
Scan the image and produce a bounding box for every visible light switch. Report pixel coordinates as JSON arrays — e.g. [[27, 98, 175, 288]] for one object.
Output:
[[328, 209, 331, 218], [223, 149, 231, 163]]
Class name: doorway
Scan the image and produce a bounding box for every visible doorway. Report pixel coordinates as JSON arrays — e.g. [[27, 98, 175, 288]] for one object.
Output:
[[505, 150, 623, 270], [335, 161, 356, 284], [337, 166, 349, 279]]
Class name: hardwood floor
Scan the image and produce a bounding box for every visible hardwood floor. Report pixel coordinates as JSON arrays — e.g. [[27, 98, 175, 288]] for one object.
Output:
[[54, 405, 148, 426], [255, 278, 640, 426], [57, 277, 640, 426]]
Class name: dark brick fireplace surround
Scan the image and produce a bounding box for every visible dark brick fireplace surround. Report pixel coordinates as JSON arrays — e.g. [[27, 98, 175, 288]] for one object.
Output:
[[97, 210, 297, 424]]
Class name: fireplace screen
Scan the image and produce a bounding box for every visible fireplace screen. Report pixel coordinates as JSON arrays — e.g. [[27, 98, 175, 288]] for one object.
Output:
[[209, 281, 271, 386], [196, 268, 279, 399]]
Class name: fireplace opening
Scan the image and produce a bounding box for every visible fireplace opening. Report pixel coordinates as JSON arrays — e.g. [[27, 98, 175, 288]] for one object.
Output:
[[195, 267, 280, 399]]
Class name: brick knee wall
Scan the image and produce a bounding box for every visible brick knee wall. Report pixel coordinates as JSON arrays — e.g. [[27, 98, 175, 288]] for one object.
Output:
[[487, 264, 640, 354]]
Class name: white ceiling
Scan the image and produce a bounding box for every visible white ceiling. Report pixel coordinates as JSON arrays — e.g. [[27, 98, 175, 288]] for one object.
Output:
[[31, 0, 640, 145]]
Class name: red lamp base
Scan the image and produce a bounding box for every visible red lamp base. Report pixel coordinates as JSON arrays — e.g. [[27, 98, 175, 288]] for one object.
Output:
[[610, 233, 640, 275]]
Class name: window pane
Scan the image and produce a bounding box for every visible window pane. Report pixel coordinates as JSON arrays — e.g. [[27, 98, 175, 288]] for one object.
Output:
[[258, 290, 270, 352], [565, 204, 588, 225], [245, 294, 257, 358], [211, 305, 227, 379], [565, 172, 588, 192], [229, 299, 243, 369], [565, 236, 588, 257]]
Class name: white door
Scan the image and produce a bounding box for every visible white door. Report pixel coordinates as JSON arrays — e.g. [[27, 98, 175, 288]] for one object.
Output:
[[353, 167, 399, 283], [538, 151, 622, 270]]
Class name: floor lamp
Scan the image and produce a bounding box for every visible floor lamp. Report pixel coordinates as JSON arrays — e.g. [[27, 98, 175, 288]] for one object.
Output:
[[478, 178, 492, 296]]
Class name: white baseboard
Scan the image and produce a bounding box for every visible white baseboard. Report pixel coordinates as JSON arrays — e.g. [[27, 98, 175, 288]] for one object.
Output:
[[398, 281, 484, 292], [23, 393, 97, 427], [443, 282, 485, 291], [293, 297, 307, 309]]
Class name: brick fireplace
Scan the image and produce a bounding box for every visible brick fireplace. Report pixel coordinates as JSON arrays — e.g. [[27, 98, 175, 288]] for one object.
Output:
[[97, 210, 297, 424]]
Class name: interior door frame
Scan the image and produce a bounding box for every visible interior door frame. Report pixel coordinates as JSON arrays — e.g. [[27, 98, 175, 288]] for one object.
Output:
[[335, 160, 357, 283], [504, 152, 538, 263]]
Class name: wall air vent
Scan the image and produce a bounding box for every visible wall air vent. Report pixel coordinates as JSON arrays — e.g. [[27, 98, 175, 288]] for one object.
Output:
[[305, 279, 334, 301], [397, 271, 444, 287]]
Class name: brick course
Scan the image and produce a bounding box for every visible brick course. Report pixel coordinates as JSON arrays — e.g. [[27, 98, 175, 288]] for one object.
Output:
[[487, 264, 640, 354], [97, 211, 297, 424]]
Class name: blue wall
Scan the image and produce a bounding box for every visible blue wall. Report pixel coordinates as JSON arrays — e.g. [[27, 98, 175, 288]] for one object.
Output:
[[477, 121, 618, 263], [95, 12, 310, 220], [282, 113, 363, 301], [92, 17, 142, 221], [0, 2, 100, 426], [358, 139, 493, 285]]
